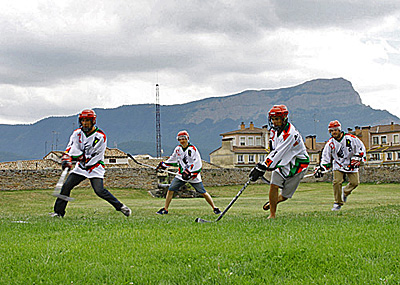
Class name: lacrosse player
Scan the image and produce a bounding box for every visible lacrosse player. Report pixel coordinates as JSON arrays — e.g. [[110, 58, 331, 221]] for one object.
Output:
[[155, 130, 221, 215], [50, 109, 131, 217], [315, 120, 366, 211], [249, 105, 310, 219]]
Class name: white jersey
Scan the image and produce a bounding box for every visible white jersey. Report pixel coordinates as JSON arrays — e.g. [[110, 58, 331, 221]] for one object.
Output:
[[321, 133, 366, 173], [163, 144, 203, 183], [65, 127, 107, 179], [261, 122, 309, 178]]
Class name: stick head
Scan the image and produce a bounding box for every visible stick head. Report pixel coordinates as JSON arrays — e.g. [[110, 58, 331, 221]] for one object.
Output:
[[52, 193, 75, 201], [195, 218, 211, 223]]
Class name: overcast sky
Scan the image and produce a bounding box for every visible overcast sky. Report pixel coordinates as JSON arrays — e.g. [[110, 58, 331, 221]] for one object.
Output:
[[0, 0, 399, 124]]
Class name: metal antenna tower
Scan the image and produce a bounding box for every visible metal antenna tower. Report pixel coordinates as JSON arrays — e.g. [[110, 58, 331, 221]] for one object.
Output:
[[155, 84, 162, 158]]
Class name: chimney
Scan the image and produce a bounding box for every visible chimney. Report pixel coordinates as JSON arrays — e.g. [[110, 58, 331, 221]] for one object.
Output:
[[355, 126, 361, 136], [240, 122, 245, 130], [361, 126, 371, 149], [305, 135, 316, 150], [249, 122, 254, 130], [222, 138, 233, 151]]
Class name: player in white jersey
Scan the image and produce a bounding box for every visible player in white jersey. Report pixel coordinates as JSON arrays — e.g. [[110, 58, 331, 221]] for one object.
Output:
[[314, 120, 366, 211], [155, 130, 221, 215], [249, 105, 309, 219], [50, 109, 131, 217]]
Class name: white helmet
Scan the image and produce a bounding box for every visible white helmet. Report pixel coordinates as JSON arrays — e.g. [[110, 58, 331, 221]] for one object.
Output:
[[176, 130, 189, 141], [328, 120, 341, 131]]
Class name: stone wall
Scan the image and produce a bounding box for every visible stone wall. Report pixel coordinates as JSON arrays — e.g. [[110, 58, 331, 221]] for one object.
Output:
[[300, 166, 400, 184], [104, 168, 159, 189], [201, 168, 254, 186], [0, 168, 158, 191], [359, 166, 400, 183], [0, 166, 398, 191]]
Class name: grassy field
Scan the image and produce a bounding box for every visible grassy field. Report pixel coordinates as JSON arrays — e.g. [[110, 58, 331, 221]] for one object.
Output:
[[0, 182, 399, 284]]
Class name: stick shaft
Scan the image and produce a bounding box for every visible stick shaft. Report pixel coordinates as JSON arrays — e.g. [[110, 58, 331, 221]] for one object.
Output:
[[52, 168, 74, 201], [55, 168, 69, 190], [127, 153, 180, 176], [215, 179, 250, 222], [304, 170, 329, 178]]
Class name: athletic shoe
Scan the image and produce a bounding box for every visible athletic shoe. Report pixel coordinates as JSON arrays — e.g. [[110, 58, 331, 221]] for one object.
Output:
[[263, 201, 270, 211], [213, 207, 221, 214], [49, 212, 63, 218], [331, 204, 341, 211], [120, 205, 132, 217], [156, 208, 168, 215]]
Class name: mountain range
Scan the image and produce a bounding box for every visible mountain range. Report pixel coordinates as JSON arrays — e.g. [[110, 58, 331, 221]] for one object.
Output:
[[1, 78, 399, 162]]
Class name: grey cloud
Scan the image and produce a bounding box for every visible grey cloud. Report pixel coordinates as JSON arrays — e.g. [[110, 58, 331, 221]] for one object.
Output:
[[0, 85, 101, 124], [1, 0, 399, 88], [272, 0, 400, 29], [146, 0, 279, 37], [0, 25, 289, 87], [0, 0, 399, 124], [143, 0, 400, 35]]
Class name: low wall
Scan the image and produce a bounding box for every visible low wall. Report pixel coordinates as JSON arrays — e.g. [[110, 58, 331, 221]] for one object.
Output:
[[201, 168, 253, 186], [0, 166, 398, 191], [301, 166, 400, 184], [359, 166, 400, 183], [0, 169, 158, 191]]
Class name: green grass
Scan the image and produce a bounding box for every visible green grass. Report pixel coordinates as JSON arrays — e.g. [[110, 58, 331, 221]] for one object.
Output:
[[1, 183, 399, 284]]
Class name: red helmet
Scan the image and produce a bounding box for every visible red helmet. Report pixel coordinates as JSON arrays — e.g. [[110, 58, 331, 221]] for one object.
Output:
[[328, 120, 341, 131], [176, 130, 189, 141], [268, 105, 289, 118], [268, 105, 289, 131], [79, 109, 97, 125]]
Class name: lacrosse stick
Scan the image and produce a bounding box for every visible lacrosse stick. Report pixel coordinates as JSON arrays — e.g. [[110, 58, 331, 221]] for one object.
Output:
[[52, 168, 75, 201], [127, 153, 181, 176], [195, 179, 251, 223], [304, 170, 329, 178], [194, 175, 276, 223]]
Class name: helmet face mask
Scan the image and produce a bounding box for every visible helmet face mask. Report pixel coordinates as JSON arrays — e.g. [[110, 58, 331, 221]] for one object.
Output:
[[79, 109, 96, 132], [268, 105, 289, 131]]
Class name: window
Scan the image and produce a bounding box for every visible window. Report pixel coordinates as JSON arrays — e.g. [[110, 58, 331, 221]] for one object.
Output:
[[255, 137, 262, 146], [381, 136, 387, 144], [371, 153, 381, 160], [387, 153, 393, 160], [109, 158, 117, 163], [239, 137, 246, 146], [398, 152, 400, 160], [249, 154, 255, 163], [394, 134, 399, 144], [237, 155, 244, 163], [259, 154, 265, 162], [248, 137, 254, 146], [372, 136, 379, 145]]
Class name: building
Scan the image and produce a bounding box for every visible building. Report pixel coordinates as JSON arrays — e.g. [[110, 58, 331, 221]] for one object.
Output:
[[0, 147, 130, 171], [305, 122, 400, 167], [210, 122, 327, 168], [210, 122, 268, 168], [349, 122, 400, 166], [43, 148, 129, 166], [304, 135, 325, 166], [103, 148, 129, 166]]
